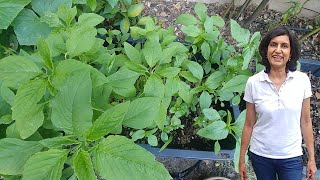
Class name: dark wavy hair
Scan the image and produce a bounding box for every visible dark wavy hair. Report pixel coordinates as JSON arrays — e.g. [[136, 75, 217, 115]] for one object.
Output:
[[259, 26, 301, 73]]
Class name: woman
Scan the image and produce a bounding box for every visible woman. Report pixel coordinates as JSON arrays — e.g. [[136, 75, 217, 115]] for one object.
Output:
[[238, 26, 317, 180]]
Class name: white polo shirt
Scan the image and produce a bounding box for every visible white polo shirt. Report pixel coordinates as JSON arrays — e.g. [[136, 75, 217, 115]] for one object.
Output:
[[244, 70, 312, 159]]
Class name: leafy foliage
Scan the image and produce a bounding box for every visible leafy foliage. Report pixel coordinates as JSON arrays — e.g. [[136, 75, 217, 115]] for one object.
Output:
[[0, 1, 262, 179]]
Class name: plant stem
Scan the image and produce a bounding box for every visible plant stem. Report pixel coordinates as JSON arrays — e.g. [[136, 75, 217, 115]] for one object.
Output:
[[235, 0, 252, 20], [243, 0, 270, 28], [222, 0, 235, 19], [299, 26, 320, 43]]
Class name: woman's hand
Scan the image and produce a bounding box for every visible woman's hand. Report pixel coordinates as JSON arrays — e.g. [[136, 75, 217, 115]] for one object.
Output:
[[306, 159, 317, 179], [239, 161, 248, 180]]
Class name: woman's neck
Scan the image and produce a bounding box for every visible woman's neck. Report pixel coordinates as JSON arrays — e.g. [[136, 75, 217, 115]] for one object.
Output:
[[268, 67, 287, 80], [268, 68, 287, 91]]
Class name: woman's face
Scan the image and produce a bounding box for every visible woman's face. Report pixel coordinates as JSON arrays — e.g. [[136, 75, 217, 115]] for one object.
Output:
[[267, 35, 291, 70]]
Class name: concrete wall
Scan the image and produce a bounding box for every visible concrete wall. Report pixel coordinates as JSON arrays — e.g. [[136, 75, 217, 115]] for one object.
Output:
[[186, 0, 320, 18]]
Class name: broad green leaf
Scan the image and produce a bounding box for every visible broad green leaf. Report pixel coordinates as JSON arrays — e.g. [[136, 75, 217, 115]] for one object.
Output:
[[201, 41, 211, 60], [78, 13, 104, 27], [190, 86, 206, 94], [123, 0, 131, 5], [37, 38, 53, 70], [231, 94, 241, 105], [159, 48, 175, 64], [166, 42, 189, 54], [138, 16, 155, 27], [13, 9, 51, 45], [46, 33, 65, 57], [197, 121, 228, 140], [194, 2, 207, 21], [180, 71, 199, 83], [155, 98, 170, 130], [106, 67, 139, 98], [227, 56, 239, 67], [73, 149, 97, 180], [0, 138, 43, 175], [0, 114, 12, 125], [176, 14, 197, 26], [157, 67, 180, 78], [120, 18, 130, 33], [181, 26, 201, 37], [40, 12, 64, 28], [230, 19, 250, 44], [61, 167, 75, 180], [127, 3, 144, 17], [12, 79, 47, 139], [203, 31, 220, 44], [31, 0, 72, 16], [231, 110, 247, 136], [249, 32, 261, 48], [0, 56, 42, 89], [164, 77, 179, 97], [92, 135, 170, 180], [85, 102, 130, 141], [242, 47, 255, 70], [39, 136, 79, 149], [22, 149, 68, 180], [107, 0, 119, 8], [203, 61, 211, 74], [92, 83, 112, 111], [124, 42, 142, 64], [123, 97, 161, 129], [214, 141, 221, 155], [204, 16, 214, 33], [147, 135, 158, 146], [218, 90, 234, 101], [220, 75, 249, 93], [132, 130, 145, 141], [182, 60, 203, 81], [124, 59, 148, 74], [0, 81, 15, 106], [0, 0, 31, 29], [144, 75, 165, 98], [203, 108, 221, 121], [161, 132, 168, 142], [130, 26, 147, 39], [57, 5, 77, 26], [86, 0, 97, 11], [51, 71, 93, 136], [211, 15, 225, 28], [52, 60, 107, 89], [199, 91, 211, 110], [142, 39, 162, 68], [5, 122, 20, 139], [178, 81, 193, 104], [66, 26, 97, 58]]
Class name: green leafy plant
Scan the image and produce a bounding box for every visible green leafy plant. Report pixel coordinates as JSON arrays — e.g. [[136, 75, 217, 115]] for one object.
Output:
[[175, 2, 261, 154], [0, 1, 266, 178], [0, 2, 171, 179]]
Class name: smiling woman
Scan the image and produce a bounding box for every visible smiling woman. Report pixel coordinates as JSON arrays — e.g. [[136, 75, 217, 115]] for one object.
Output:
[[267, 35, 291, 71], [239, 26, 317, 180], [259, 26, 301, 74]]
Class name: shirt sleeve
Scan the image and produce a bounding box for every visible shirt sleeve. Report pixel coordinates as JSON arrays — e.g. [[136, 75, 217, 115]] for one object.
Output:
[[243, 77, 254, 103], [303, 74, 312, 99]]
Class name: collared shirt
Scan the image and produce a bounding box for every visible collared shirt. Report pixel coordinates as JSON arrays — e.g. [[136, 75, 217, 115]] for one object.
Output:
[[244, 70, 312, 159]]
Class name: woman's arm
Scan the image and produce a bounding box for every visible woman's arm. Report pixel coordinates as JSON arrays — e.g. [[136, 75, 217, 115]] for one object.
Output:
[[239, 102, 256, 180], [300, 97, 317, 179]]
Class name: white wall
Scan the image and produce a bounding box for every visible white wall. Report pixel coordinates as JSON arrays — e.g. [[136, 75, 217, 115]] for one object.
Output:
[[186, 0, 320, 18]]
